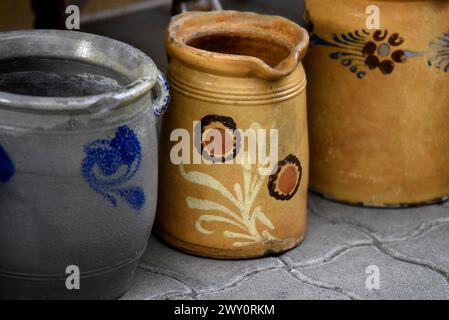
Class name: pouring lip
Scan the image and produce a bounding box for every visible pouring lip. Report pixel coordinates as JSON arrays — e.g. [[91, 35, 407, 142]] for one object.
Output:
[[0, 30, 156, 114], [166, 10, 310, 81]]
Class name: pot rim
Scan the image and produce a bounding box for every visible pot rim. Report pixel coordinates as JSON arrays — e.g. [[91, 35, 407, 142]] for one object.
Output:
[[0, 30, 157, 113], [166, 11, 310, 81]]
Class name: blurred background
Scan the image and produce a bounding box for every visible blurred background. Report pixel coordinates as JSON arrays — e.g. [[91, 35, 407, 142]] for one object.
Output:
[[0, 0, 305, 71]]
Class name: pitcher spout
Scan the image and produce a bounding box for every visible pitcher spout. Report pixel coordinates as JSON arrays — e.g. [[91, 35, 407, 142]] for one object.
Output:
[[167, 11, 309, 80]]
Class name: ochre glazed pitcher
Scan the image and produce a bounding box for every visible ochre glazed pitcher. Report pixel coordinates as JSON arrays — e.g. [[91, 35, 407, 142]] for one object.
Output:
[[156, 11, 310, 259], [304, 0, 449, 206]]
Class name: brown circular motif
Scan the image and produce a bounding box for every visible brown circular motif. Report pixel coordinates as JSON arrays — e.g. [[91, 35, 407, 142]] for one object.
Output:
[[391, 50, 406, 63], [365, 55, 380, 69], [268, 154, 302, 201], [362, 42, 377, 56], [373, 30, 388, 41], [197, 115, 239, 163], [362, 30, 407, 75], [379, 60, 394, 74]]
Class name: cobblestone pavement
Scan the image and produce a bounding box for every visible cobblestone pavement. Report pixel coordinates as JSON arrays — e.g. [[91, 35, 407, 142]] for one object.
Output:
[[122, 193, 449, 300]]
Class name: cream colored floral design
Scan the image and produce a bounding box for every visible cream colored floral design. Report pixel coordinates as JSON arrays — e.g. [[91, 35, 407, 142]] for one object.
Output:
[[179, 124, 278, 247]]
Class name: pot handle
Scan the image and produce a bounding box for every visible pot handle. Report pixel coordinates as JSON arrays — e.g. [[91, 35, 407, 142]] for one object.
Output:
[[151, 71, 170, 119]]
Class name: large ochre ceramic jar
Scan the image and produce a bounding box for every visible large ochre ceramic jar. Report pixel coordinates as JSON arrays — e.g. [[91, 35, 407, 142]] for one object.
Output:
[[0, 30, 169, 299], [156, 11, 310, 259], [304, 0, 449, 206]]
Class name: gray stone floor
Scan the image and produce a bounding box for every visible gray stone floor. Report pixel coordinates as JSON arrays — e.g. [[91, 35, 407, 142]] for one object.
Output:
[[122, 193, 449, 300]]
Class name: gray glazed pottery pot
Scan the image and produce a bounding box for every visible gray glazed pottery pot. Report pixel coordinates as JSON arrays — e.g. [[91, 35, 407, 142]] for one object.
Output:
[[0, 30, 169, 299]]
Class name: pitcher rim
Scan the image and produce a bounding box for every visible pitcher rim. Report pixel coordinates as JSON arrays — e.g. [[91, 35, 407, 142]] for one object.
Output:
[[166, 10, 310, 81]]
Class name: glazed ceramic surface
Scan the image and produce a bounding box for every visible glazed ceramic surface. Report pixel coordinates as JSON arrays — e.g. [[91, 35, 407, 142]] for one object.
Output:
[[157, 11, 310, 259], [304, 0, 449, 206], [0, 30, 169, 299]]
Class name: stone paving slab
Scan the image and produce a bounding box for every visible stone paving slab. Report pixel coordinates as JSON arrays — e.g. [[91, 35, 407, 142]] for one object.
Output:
[[195, 269, 349, 300], [309, 193, 449, 242], [122, 193, 449, 300], [298, 246, 449, 300], [384, 223, 449, 275], [282, 211, 373, 268], [121, 268, 191, 300], [139, 235, 284, 296]]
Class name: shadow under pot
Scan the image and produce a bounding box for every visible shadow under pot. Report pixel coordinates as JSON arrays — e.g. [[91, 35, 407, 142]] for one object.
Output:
[[156, 11, 310, 259], [304, 0, 449, 207], [0, 30, 169, 299]]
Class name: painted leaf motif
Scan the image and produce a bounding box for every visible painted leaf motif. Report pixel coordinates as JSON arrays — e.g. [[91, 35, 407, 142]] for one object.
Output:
[[195, 215, 245, 235], [81, 125, 145, 211], [0, 145, 15, 183], [253, 206, 275, 230], [233, 241, 258, 247], [178, 122, 280, 248], [180, 165, 238, 206], [262, 230, 278, 241], [240, 151, 253, 172], [234, 183, 243, 206], [118, 186, 145, 211], [186, 197, 244, 227], [223, 231, 255, 240]]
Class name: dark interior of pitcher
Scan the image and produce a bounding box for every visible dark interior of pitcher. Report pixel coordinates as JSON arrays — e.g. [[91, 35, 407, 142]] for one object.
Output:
[[0, 57, 131, 97], [187, 33, 291, 68]]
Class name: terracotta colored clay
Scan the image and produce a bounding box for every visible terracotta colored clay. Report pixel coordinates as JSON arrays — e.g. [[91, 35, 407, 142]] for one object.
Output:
[[304, 0, 449, 206], [156, 11, 310, 259]]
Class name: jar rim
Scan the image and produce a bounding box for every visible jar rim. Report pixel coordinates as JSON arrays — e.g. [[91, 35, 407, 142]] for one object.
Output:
[[167, 11, 310, 81], [0, 30, 156, 113]]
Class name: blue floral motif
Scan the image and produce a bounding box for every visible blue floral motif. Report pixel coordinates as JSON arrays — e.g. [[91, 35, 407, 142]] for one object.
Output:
[[310, 29, 420, 79], [428, 31, 449, 73], [81, 125, 145, 211], [0, 145, 15, 183]]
